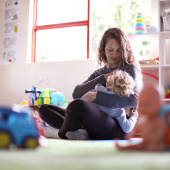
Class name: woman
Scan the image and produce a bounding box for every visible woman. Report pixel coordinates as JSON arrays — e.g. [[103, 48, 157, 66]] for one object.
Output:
[[39, 27, 143, 140]]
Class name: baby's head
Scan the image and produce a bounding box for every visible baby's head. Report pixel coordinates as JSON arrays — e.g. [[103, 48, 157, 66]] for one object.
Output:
[[106, 70, 135, 97]]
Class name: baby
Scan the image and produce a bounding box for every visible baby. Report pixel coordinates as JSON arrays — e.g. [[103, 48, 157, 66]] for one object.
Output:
[[94, 70, 138, 133]]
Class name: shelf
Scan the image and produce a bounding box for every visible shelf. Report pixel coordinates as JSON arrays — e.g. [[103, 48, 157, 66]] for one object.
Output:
[[140, 65, 159, 71], [129, 32, 170, 37], [128, 32, 159, 36], [160, 31, 170, 34], [162, 98, 170, 102], [129, 0, 170, 93], [159, 32, 170, 39], [160, 65, 170, 70], [128, 32, 159, 38]]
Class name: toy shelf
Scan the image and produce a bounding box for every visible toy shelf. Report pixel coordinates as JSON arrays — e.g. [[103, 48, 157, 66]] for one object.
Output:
[[129, 0, 170, 101], [141, 65, 159, 71], [160, 65, 170, 69], [162, 98, 170, 101]]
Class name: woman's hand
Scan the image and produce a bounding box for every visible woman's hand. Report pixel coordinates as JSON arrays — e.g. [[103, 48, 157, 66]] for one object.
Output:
[[84, 92, 97, 102]]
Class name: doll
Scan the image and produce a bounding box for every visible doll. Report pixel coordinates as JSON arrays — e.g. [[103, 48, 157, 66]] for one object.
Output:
[[116, 86, 166, 151]]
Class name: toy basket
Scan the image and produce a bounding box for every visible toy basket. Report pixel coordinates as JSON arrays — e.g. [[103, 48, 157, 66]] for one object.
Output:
[[161, 12, 170, 31]]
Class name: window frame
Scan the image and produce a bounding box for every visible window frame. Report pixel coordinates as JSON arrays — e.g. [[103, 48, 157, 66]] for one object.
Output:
[[32, 0, 90, 62]]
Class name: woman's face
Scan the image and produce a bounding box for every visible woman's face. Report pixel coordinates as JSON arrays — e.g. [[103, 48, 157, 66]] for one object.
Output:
[[105, 38, 121, 68]]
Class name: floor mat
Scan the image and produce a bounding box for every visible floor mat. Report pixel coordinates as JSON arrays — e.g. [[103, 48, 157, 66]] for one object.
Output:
[[0, 138, 169, 170]]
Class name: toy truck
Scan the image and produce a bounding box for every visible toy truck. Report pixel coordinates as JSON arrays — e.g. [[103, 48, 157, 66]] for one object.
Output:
[[0, 106, 39, 149]]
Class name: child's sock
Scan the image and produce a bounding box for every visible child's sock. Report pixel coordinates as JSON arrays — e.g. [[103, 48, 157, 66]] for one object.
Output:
[[66, 129, 90, 140], [44, 126, 60, 139]]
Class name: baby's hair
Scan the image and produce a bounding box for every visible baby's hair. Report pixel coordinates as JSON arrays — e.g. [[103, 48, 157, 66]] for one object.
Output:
[[106, 70, 135, 97]]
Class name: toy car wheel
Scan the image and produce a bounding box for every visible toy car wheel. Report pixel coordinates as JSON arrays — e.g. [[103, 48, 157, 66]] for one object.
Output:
[[0, 130, 12, 149], [22, 136, 38, 149]]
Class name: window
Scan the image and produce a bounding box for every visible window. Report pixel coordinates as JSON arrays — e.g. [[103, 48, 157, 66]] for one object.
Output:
[[32, 0, 89, 62], [90, 0, 151, 59], [31, 0, 151, 62]]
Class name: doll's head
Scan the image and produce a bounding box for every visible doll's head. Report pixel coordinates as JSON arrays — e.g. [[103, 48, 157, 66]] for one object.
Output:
[[106, 70, 135, 97], [138, 86, 162, 118]]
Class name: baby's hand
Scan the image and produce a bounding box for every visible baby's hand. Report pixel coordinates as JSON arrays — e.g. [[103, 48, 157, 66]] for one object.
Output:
[[130, 110, 138, 119]]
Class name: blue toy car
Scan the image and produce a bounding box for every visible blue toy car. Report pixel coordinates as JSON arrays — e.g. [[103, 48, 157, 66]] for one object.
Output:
[[0, 106, 39, 149]]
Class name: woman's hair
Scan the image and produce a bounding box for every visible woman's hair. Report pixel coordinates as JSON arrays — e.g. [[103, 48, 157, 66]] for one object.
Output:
[[106, 70, 135, 97], [98, 27, 143, 89]]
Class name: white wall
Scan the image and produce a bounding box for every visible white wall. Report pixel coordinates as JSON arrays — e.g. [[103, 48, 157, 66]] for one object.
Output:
[[0, 0, 97, 106]]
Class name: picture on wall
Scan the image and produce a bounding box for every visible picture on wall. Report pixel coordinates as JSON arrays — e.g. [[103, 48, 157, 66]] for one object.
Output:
[[1, 0, 20, 64]]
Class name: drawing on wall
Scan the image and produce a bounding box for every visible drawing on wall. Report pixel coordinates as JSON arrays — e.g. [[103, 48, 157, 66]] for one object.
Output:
[[3, 36, 17, 48], [4, 22, 18, 34], [1, 0, 20, 64], [3, 51, 17, 63], [5, 8, 19, 20], [5, 0, 19, 7]]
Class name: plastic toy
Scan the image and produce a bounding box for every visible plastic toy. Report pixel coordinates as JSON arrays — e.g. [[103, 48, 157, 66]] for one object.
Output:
[[25, 86, 41, 105], [135, 8, 146, 34], [21, 100, 28, 106], [142, 72, 159, 81], [28, 105, 45, 137], [116, 86, 168, 151], [51, 92, 65, 107], [24, 86, 67, 107], [38, 88, 55, 105], [44, 88, 51, 104], [39, 89, 45, 106], [166, 85, 170, 98], [0, 106, 39, 149]]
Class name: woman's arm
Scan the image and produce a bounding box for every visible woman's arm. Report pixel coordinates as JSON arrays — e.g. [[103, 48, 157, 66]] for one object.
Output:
[[72, 70, 107, 99], [95, 65, 139, 108], [83, 85, 114, 102]]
